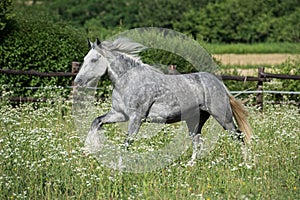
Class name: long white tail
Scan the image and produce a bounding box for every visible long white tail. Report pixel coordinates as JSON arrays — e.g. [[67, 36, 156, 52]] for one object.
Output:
[[229, 95, 253, 143]]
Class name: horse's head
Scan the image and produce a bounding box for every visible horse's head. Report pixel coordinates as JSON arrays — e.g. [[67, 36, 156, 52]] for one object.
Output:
[[74, 38, 110, 87]]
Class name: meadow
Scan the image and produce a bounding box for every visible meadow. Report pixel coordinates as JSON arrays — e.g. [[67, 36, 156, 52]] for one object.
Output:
[[0, 91, 299, 199], [204, 42, 300, 54]]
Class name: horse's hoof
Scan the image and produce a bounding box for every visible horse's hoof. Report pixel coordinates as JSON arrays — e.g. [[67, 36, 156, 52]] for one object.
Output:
[[186, 160, 196, 167], [81, 148, 91, 157]]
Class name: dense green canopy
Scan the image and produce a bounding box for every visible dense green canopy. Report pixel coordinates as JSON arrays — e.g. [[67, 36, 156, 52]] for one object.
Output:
[[10, 0, 298, 43]]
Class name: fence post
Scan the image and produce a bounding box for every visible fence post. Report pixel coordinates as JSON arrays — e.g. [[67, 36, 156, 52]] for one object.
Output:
[[72, 62, 81, 75], [71, 61, 81, 85], [256, 67, 264, 110], [71, 61, 81, 96]]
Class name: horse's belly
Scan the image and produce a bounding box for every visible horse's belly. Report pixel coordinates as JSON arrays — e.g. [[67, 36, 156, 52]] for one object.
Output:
[[147, 103, 182, 123], [146, 83, 203, 123]]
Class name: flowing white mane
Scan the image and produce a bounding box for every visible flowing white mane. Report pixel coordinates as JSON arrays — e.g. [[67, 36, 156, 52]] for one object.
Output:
[[102, 38, 163, 74], [102, 38, 147, 59]]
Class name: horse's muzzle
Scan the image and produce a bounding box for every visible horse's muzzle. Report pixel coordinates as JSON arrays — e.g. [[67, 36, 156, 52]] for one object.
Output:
[[74, 77, 85, 87]]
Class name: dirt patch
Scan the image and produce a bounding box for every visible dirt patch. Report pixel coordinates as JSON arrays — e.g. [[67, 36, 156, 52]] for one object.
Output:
[[213, 54, 299, 66]]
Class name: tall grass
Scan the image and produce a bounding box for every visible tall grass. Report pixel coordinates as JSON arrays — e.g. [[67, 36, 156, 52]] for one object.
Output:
[[203, 42, 300, 54], [0, 96, 299, 199]]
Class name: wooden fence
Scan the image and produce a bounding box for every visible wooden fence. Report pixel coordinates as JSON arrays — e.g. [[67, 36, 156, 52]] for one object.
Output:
[[218, 67, 300, 108], [1, 62, 300, 109]]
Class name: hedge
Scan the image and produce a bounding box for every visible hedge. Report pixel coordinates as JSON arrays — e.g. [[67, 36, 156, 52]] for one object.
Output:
[[0, 6, 87, 97]]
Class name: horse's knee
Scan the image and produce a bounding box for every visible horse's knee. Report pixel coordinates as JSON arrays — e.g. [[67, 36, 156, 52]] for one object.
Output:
[[91, 114, 106, 131], [90, 118, 100, 131]]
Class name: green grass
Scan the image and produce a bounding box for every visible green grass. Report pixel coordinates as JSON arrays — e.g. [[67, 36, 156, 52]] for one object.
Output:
[[0, 96, 299, 199], [219, 64, 267, 70], [202, 42, 300, 54]]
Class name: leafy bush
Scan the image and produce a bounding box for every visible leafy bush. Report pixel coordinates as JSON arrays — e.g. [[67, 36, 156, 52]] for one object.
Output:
[[39, 0, 299, 43], [0, 6, 87, 97], [140, 49, 195, 74], [174, 0, 300, 43], [265, 59, 300, 102], [0, 0, 14, 32]]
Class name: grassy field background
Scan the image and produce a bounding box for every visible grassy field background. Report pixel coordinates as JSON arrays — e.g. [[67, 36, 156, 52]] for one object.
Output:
[[205, 43, 300, 54], [0, 95, 299, 199], [213, 54, 299, 66]]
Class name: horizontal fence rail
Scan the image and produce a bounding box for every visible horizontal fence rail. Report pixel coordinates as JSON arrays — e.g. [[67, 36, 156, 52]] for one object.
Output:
[[3, 86, 300, 95], [0, 68, 77, 77], [218, 75, 265, 82], [261, 72, 300, 80], [230, 90, 300, 95], [1, 68, 299, 80], [1, 65, 299, 109]]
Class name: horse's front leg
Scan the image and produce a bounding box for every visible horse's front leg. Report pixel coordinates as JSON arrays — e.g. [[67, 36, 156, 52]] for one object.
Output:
[[90, 110, 127, 132], [85, 110, 127, 154]]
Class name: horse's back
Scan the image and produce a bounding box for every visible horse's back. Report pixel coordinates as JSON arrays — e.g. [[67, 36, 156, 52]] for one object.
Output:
[[118, 67, 230, 123]]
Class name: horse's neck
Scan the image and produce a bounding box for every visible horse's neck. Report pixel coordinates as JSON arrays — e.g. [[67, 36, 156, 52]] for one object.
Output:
[[107, 54, 141, 84]]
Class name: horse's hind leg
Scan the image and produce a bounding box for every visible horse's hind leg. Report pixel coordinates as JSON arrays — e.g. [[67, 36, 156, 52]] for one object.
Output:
[[124, 113, 143, 147], [187, 110, 210, 165], [208, 101, 244, 142], [209, 103, 250, 159]]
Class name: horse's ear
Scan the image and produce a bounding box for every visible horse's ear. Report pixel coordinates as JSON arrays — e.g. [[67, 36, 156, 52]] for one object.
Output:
[[87, 38, 92, 49], [96, 38, 102, 47]]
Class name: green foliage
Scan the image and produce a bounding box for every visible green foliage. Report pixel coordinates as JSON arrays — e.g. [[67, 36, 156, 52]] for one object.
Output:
[[271, 59, 300, 91], [0, 6, 87, 97], [131, 0, 198, 29], [265, 59, 300, 102], [41, 0, 300, 43], [174, 0, 300, 43], [83, 18, 127, 40], [41, 0, 209, 28], [23, 0, 300, 43], [41, 0, 133, 39], [0, 0, 14, 32], [270, 7, 300, 42], [140, 49, 195, 74]]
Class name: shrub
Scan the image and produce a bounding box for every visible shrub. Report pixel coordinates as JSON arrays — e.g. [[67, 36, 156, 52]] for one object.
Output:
[[0, 0, 14, 32], [174, 0, 300, 43], [266, 59, 300, 102], [0, 6, 88, 97]]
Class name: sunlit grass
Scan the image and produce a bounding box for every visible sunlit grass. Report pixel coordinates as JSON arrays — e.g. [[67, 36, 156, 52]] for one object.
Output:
[[204, 42, 300, 54], [0, 96, 299, 199]]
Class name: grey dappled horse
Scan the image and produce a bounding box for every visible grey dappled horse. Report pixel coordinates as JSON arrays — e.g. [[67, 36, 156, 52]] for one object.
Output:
[[74, 38, 252, 164]]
